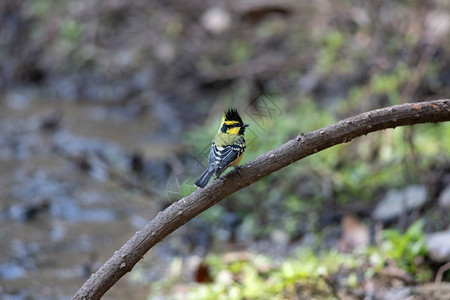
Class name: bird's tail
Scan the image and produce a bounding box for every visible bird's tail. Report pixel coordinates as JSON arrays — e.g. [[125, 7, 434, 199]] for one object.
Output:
[[195, 168, 215, 188]]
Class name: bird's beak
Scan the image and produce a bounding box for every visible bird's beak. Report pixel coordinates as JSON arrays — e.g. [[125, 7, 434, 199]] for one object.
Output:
[[243, 123, 249, 128]]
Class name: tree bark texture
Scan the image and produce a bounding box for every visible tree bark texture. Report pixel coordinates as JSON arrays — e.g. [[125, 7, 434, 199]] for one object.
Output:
[[73, 99, 450, 300]]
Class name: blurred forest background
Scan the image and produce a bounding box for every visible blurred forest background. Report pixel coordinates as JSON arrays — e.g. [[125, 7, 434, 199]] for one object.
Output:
[[1, 0, 450, 299]]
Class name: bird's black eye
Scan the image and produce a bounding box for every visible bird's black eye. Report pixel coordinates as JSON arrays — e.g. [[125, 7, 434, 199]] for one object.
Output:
[[220, 124, 227, 132]]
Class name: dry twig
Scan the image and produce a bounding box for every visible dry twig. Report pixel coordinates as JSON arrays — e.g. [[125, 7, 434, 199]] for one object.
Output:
[[435, 262, 450, 297]]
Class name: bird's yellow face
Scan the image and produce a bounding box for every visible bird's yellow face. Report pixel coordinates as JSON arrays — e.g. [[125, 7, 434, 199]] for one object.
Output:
[[219, 111, 249, 136], [223, 120, 242, 135]]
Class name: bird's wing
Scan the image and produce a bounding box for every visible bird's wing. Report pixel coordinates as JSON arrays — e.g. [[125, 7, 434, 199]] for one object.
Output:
[[212, 136, 245, 174]]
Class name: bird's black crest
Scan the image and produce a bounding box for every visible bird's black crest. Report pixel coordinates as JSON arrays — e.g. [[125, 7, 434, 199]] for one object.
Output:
[[224, 108, 243, 123]]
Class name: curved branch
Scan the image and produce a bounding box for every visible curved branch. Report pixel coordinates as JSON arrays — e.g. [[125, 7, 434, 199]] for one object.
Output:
[[73, 99, 450, 300]]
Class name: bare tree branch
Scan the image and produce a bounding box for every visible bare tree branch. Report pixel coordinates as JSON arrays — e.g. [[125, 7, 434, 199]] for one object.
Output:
[[73, 99, 450, 300]]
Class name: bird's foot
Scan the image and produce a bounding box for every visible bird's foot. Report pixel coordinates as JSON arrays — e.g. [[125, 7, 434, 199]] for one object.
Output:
[[234, 166, 243, 177]]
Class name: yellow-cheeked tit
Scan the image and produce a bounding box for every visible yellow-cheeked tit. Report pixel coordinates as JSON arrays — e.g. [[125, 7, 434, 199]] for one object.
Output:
[[195, 108, 249, 188]]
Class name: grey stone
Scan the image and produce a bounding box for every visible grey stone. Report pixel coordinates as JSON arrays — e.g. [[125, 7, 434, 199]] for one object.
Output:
[[373, 185, 428, 221], [438, 185, 450, 208], [426, 229, 450, 262]]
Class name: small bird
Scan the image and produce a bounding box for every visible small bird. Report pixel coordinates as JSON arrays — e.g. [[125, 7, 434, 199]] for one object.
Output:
[[195, 108, 249, 188]]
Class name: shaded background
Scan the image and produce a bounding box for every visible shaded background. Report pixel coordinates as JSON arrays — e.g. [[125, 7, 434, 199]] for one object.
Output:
[[1, 0, 450, 299]]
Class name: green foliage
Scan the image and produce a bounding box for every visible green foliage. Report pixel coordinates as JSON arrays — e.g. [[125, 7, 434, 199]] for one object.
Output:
[[382, 219, 428, 275], [369, 64, 412, 104], [57, 18, 85, 62], [145, 220, 431, 299], [29, 0, 51, 17], [413, 124, 450, 159], [175, 249, 345, 300], [317, 30, 347, 74], [231, 40, 251, 63], [60, 19, 84, 44]]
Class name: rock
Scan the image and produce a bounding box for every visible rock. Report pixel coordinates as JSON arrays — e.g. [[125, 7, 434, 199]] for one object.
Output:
[[372, 185, 428, 222], [154, 41, 175, 63], [380, 287, 412, 300], [200, 7, 231, 34], [270, 229, 290, 249], [426, 229, 450, 262], [6, 92, 30, 111], [0, 263, 27, 279], [438, 185, 450, 208], [425, 10, 450, 41]]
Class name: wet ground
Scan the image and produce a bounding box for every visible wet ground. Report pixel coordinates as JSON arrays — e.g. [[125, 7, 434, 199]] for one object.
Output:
[[0, 96, 180, 299]]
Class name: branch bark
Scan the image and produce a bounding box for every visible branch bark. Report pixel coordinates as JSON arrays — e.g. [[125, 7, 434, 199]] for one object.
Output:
[[73, 99, 450, 300]]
